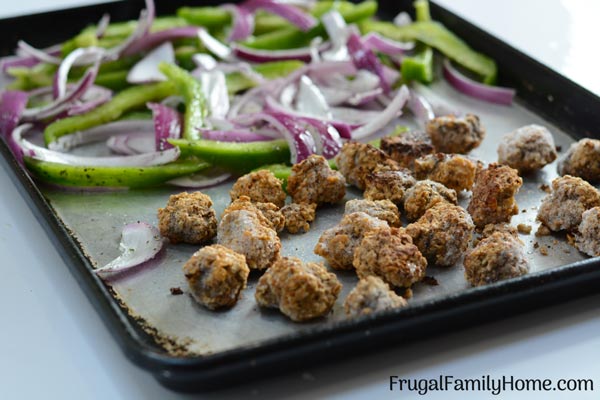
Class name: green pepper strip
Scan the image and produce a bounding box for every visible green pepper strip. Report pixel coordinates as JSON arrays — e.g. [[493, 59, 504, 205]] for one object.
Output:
[[158, 62, 205, 141], [24, 158, 210, 189], [400, 1, 434, 84], [243, 1, 377, 50], [169, 138, 290, 174], [359, 19, 497, 84], [44, 81, 176, 145]]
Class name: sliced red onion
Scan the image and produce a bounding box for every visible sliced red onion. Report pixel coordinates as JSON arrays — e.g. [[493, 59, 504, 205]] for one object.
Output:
[[16, 41, 62, 65], [232, 41, 329, 63], [167, 168, 232, 188], [352, 85, 410, 140], [0, 90, 28, 139], [407, 89, 435, 128], [243, 0, 317, 32], [148, 102, 182, 151], [321, 10, 350, 61], [362, 32, 414, 56], [95, 222, 163, 278], [411, 81, 462, 117], [442, 59, 515, 105], [54, 47, 105, 100], [192, 53, 218, 70], [67, 86, 112, 116], [127, 42, 174, 84], [295, 75, 332, 119], [346, 31, 390, 93], [330, 107, 382, 126], [197, 28, 234, 61], [96, 14, 111, 38], [123, 26, 200, 56], [197, 70, 230, 119], [198, 128, 273, 142], [107, 132, 155, 155], [221, 4, 255, 41], [303, 118, 343, 159], [393, 11, 413, 27], [1, 45, 62, 74], [106, 0, 155, 60]]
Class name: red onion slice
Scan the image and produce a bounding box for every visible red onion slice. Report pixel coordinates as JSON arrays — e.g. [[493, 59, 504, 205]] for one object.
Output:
[[197, 70, 230, 119], [167, 169, 232, 188], [198, 128, 273, 142], [221, 4, 255, 41], [0, 90, 28, 139], [148, 102, 182, 151], [321, 10, 350, 61], [127, 42, 175, 84], [55, 47, 105, 100], [243, 0, 317, 31], [1, 44, 62, 74], [407, 89, 435, 128], [123, 27, 200, 56], [295, 75, 332, 119], [303, 118, 343, 159], [95, 222, 163, 278], [67, 86, 112, 116], [352, 85, 410, 140], [197, 28, 234, 61], [232, 42, 329, 63], [16, 41, 62, 65], [95, 14, 111, 38], [347, 31, 390, 93], [107, 132, 155, 155], [107, 0, 155, 60], [442, 58, 515, 105], [362, 32, 414, 56]]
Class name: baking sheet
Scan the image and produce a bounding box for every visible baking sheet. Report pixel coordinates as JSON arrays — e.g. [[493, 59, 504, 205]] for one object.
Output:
[[40, 77, 594, 357]]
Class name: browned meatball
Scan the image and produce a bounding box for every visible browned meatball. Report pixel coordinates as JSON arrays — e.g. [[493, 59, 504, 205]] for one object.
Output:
[[345, 199, 401, 227], [223, 196, 285, 232], [380, 130, 435, 169], [255, 257, 342, 322], [481, 223, 519, 239], [406, 203, 474, 267], [287, 155, 346, 205], [497, 124, 557, 172], [344, 276, 407, 318], [281, 203, 317, 234], [414, 153, 482, 192], [335, 142, 399, 190], [537, 175, 600, 232], [557, 138, 600, 182], [230, 170, 286, 208], [575, 207, 600, 257], [354, 227, 427, 288], [467, 163, 523, 229], [363, 166, 416, 204], [464, 231, 529, 286], [217, 209, 281, 270], [427, 114, 485, 154], [183, 244, 249, 310], [403, 180, 458, 222], [158, 191, 217, 244], [314, 212, 389, 270]]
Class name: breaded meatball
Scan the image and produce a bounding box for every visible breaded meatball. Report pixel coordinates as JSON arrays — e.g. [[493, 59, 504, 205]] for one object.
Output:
[[345, 199, 400, 227], [217, 209, 281, 270], [158, 191, 217, 244], [414, 153, 482, 192], [481, 223, 519, 239], [464, 231, 529, 286], [354, 227, 427, 288], [406, 202, 474, 267], [344, 276, 407, 318], [557, 138, 600, 182], [255, 257, 342, 322], [281, 203, 316, 234], [497, 124, 557, 172], [427, 114, 485, 154], [380, 130, 435, 169], [403, 180, 458, 221], [223, 196, 285, 232], [363, 166, 416, 204], [575, 207, 600, 257], [230, 170, 286, 208], [537, 175, 600, 232], [336, 142, 399, 190], [287, 155, 346, 205], [183, 245, 249, 310], [314, 212, 389, 270], [467, 163, 523, 228]]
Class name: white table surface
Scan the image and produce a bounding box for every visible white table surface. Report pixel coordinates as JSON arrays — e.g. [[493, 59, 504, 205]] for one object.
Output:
[[1, 1, 599, 399]]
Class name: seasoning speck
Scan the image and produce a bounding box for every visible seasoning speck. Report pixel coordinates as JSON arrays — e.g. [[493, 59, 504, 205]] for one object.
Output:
[[170, 287, 183, 295]]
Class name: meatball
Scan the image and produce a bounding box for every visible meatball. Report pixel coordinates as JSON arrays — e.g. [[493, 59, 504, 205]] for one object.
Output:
[[537, 175, 600, 232], [464, 231, 529, 286], [363, 166, 416, 204], [414, 153, 482, 192], [575, 207, 600, 257], [158, 191, 217, 244], [314, 212, 389, 270], [467, 163, 523, 229], [406, 202, 475, 267], [336, 142, 399, 190], [255, 257, 342, 322], [230, 170, 286, 208], [497, 124, 557, 172], [344, 276, 407, 318], [380, 130, 435, 169], [481, 223, 519, 240], [345, 199, 400, 227], [281, 203, 316, 234], [223, 196, 285, 232], [217, 209, 281, 270], [354, 227, 427, 288], [427, 114, 485, 154], [403, 180, 458, 222], [557, 138, 600, 182], [183, 245, 249, 310], [287, 155, 346, 205]]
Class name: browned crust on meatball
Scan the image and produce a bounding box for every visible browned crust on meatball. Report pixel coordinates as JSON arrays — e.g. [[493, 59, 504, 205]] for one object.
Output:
[[223, 196, 285, 232], [380, 130, 435, 169], [557, 138, 600, 182], [255, 257, 342, 322], [287, 155, 346, 205], [230, 170, 286, 208], [427, 114, 485, 154], [183, 244, 249, 310], [158, 191, 217, 244], [403, 180, 458, 222], [467, 163, 523, 228], [497, 124, 557, 172], [344, 276, 407, 318], [414, 153, 482, 192], [575, 207, 600, 257], [363, 166, 416, 204], [281, 203, 317, 234], [345, 199, 401, 227], [335, 142, 400, 190]]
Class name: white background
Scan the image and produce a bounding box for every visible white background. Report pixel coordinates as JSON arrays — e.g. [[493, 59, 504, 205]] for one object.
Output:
[[1, 1, 600, 399]]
